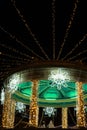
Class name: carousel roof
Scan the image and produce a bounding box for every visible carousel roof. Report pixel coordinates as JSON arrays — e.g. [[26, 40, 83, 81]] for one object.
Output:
[[0, 0, 87, 107], [4, 66, 87, 107]]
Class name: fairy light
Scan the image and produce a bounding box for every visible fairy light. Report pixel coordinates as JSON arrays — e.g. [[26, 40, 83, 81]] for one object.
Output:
[[43, 107, 56, 117], [0, 58, 28, 65], [57, 0, 79, 60], [0, 88, 5, 105], [11, 0, 49, 60], [16, 102, 26, 113], [29, 80, 39, 127], [2, 91, 16, 128], [68, 48, 87, 61], [52, 0, 56, 59], [76, 82, 86, 128], [62, 107, 68, 128], [0, 43, 32, 59], [62, 34, 87, 60], [48, 69, 70, 90], [0, 26, 44, 60], [1, 52, 29, 62]]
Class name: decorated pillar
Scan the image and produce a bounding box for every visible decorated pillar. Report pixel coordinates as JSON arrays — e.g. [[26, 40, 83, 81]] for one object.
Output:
[[76, 82, 86, 128], [2, 91, 16, 128], [29, 80, 39, 127], [62, 107, 68, 128]]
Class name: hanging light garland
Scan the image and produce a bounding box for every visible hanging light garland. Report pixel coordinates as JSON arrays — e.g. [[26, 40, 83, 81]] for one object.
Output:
[[48, 69, 70, 90]]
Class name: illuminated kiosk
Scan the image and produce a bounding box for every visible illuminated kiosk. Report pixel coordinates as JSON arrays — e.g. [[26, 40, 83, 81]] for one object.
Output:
[[2, 61, 87, 128]]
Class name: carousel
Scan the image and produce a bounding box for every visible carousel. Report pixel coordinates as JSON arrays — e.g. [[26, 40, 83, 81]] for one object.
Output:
[[1, 61, 87, 129]]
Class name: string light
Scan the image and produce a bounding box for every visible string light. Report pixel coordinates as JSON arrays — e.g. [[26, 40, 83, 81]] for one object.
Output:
[[0, 26, 44, 60], [57, 0, 79, 60], [76, 82, 86, 128], [2, 91, 16, 128], [0, 88, 5, 105], [62, 34, 87, 60], [52, 0, 56, 59], [11, 0, 49, 60], [1, 52, 29, 62], [0, 43, 32, 59], [62, 107, 68, 128], [68, 48, 87, 61], [29, 80, 39, 127], [48, 69, 70, 90]]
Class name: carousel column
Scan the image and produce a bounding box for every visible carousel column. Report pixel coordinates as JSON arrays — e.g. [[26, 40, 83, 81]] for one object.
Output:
[[76, 82, 86, 128], [2, 90, 16, 128], [29, 80, 39, 127], [62, 107, 68, 128]]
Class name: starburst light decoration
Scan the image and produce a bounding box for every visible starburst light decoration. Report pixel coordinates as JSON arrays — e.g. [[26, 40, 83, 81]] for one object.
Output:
[[43, 107, 56, 117], [16, 102, 26, 113], [0, 88, 5, 104], [48, 69, 70, 90], [7, 74, 20, 93]]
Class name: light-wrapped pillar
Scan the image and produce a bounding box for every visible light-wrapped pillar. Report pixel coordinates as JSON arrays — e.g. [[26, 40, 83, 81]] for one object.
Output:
[[62, 107, 68, 128], [29, 80, 39, 127], [76, 82, 86, 128], [2, 91, 16, 128]]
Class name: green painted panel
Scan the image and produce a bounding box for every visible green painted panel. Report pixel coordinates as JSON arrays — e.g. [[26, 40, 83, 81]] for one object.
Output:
[[11, 80, 87, 107]]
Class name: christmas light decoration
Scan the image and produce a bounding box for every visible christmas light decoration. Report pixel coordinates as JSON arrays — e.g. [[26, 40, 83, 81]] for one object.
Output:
[[57, 0, 79, 60], [62, 107, 68, 128], [16, 102, 26, 113], [76, 82, 86, 128], [0, 88, 5, 104], [48, 69, 70, 90], [29, 80, 39, 127], [2, 91, 16, 128], [43, 107, 56, 117], [7, 74, 20, 93]]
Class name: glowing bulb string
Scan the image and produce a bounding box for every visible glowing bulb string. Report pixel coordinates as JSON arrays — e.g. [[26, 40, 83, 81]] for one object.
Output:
[[1, 52, 30, 62], [11, 0, 49, 60], [0, 58, 29, 64], [0, 26, 45, 60], [68, 49, 87, 61], [57, 0, 79, 60], [0, 43, 32, 59], [62, 34, 87, 60], [52, 0, 56, 59]]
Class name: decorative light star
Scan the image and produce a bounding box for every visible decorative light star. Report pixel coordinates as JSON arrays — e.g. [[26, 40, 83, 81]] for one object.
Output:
[[16, 102, 26, 113], [7, 74, 20, 93], [0, 88, 5, 104], [43, 107, 56, 117], [48, 69, 70, 90]]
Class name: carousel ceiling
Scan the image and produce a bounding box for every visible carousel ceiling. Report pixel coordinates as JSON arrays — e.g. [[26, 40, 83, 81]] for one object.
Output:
[[0, 0, 87, 89]]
